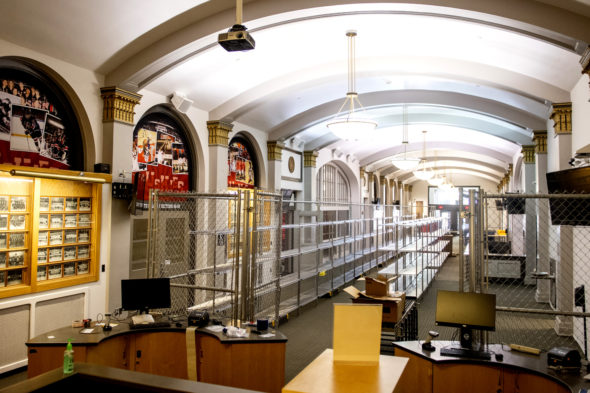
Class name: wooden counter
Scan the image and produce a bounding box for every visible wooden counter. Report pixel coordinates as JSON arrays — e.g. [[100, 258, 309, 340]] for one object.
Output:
[[282, 349, 408, 393], [393, 341, 589, 393], [2, 363, 260, 393], [26, 321, 287, 393]]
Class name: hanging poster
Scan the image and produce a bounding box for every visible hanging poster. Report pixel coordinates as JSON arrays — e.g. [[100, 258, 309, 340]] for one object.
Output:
[[131, 112, 191, 206], [0, 68, 82, 169], [228, 140, 255, 189]]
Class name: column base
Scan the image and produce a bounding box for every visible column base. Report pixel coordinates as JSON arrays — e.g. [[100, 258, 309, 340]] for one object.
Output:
[[554, 315, 574, 336], [535, 282, 550, 303]]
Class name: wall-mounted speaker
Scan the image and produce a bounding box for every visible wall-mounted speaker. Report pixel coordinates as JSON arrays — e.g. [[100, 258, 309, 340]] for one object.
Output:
[[170, 92, 194, 113]]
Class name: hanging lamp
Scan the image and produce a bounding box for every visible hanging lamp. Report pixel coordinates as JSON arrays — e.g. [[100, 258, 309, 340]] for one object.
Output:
[[327, 31, 377, 140], [413, 130, 434, 180], [391, 105, 420, 170]]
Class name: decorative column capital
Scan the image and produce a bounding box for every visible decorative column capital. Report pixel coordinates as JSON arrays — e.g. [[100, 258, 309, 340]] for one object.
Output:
[[521, 145, 535, 164], [207, 121, 233, 147], [367, 172, 374, 183], [379, 175, 386, 184], [533, 130, 547, 154], [408, 185, 413, 193], [267, 141, 284, 161], [303, 150, 318, 168], [403, 184, 409, 192], [507, 163, 513, 177], [100, 86, 142, 124], [397, 180, 403, 189], [550, 102, 572, 135], [359, 167, 365, 180]]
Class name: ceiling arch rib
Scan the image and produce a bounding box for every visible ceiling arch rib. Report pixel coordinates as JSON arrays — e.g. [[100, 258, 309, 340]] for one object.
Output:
[[104, 1, 590, 90], [371, 157, 506, 177], [359, 141, 515, 167], [401, 167, 502, 184], [268, 90, 545, 145]]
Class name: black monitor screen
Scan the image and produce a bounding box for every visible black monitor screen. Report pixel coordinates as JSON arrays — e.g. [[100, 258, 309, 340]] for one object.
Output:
[[435, 290, 496, 331], [121, 278, 171, 311]]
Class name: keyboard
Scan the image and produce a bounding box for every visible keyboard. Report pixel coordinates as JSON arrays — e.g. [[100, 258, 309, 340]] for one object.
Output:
[[440, 347, 492, 360], [129, 321, 171, 329]]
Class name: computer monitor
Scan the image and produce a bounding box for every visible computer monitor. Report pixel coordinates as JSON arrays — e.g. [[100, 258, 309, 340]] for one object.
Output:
[[435, 290, 496, 348], [121, 278, 171, 313]]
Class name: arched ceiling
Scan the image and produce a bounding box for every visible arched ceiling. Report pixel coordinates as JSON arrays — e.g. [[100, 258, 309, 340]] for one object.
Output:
[[2, 0, 589, 185]]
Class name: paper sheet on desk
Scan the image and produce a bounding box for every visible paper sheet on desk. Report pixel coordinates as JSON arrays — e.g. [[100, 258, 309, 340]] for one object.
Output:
[[206, 325, 225, 332], [259, 333, 275, 338], [80, 328, 95, 334]]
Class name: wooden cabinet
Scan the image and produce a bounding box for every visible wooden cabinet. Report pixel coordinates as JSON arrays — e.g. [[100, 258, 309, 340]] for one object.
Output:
[[393, 345, 571, 393], [132, 332, 188, 379], [197, 333, 286, 393], [503, 369, 570, 393], [394, 349, 432, 393], [433, 364, 502, 393], [28, 332, 187, 379]]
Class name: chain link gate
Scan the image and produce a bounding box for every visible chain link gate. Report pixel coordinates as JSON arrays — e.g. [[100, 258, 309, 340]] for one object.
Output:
[[146, 189, 282, 327], [480, 193, 590, 356]]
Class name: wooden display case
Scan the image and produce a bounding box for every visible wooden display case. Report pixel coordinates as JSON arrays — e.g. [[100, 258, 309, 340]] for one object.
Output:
[[0, 166, 107, 298]]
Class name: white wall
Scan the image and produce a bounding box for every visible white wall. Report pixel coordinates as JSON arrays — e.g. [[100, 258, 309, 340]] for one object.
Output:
[[411, 173, 499, 205]]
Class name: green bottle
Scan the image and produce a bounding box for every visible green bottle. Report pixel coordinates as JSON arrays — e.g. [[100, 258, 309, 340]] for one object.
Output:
[[63, 339, 74, 375]]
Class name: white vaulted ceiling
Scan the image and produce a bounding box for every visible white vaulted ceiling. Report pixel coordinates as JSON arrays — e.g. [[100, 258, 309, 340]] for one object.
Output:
[[1, 0, 589, 183]]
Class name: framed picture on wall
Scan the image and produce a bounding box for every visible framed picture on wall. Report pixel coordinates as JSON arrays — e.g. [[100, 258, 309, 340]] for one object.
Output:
[[48, 265, 61, 279], [49, 248, 62, 262], [37, 248, 47, 263], [65, 198, 77, 211], [10, 197, 26, 212], [0, 197, 8, 212], [49, 230, 62, 245], [0, 214, 7, 230], [9, 215, 25, 230], [64, 214, 76, 227], [51, 197, 64, 211], [39, 197, 50, 211], [79, 198, 91, 211]]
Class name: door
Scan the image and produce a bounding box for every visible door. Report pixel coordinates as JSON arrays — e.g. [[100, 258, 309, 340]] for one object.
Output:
[[132, 332, 187, 379]]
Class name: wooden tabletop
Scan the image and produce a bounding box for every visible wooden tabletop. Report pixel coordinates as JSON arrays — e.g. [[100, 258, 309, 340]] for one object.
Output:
[[282, 349, 407, 393]]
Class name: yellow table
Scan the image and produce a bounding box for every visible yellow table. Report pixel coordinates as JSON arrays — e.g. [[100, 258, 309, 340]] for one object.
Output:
[[283, 349, 408, 393]]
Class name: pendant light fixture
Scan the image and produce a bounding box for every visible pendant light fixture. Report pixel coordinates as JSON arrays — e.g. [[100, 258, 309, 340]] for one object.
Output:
[[391, 105, 420, 170], [327, 31, 377, 140], [413, 130, 434, 180]]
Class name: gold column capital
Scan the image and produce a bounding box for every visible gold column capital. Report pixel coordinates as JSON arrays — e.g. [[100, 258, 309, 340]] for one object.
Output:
[[408, 185, 413, 193], [397, 180, 403, 189], [533, 130, 547, 154], [303, 150, 318, 168], [207, 121, 233, 147], [359, 167, 365, 180], [367, 172, 374, 182], [551, 102, 572, 135], [379, 175, 386, 184], [267, 141, 284, 161], [507, 163, 513, 177], [403, 184, 409, 192], [521, 145, 535, 164], [100, 86, 142, 124]]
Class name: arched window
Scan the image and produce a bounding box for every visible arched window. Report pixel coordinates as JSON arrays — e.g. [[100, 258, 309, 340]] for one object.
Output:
[[317, 163, 350, 242], [132, 107, 193, 205], [316, 163, 350, 204], [228, 136, 257, 189], [0, 58, 84, 170]]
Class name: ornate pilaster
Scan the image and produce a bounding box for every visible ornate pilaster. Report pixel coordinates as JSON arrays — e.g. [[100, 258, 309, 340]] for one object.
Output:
[[100, 86, 142, 124], [521, 145, 535, 164], [403, 184, 409, 192], [359, 167, 365, 180], [207, 121, 233, 147], [303, 151, 318, 168], [408, 185, 413, 193], [550, 103, 572, 135], [533, 131, 547, 154], [267, 141, 284, 161]]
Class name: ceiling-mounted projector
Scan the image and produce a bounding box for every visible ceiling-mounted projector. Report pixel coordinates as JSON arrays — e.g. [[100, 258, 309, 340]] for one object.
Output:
[[218, 24, 255, 52], [218, 0, 255, 52]]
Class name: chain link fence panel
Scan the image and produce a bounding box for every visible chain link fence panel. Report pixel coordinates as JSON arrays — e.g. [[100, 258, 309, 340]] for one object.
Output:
[[482, 193, 590, 355]]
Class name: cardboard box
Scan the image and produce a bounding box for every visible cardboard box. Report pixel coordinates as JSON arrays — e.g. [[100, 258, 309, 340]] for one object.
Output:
[[343, 285, 406, 323], [365, 275, 396, 297]]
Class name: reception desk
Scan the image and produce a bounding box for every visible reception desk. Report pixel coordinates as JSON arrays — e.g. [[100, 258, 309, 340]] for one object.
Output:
[[393, 341, 587, 393], [26, 321, 287, 393]]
